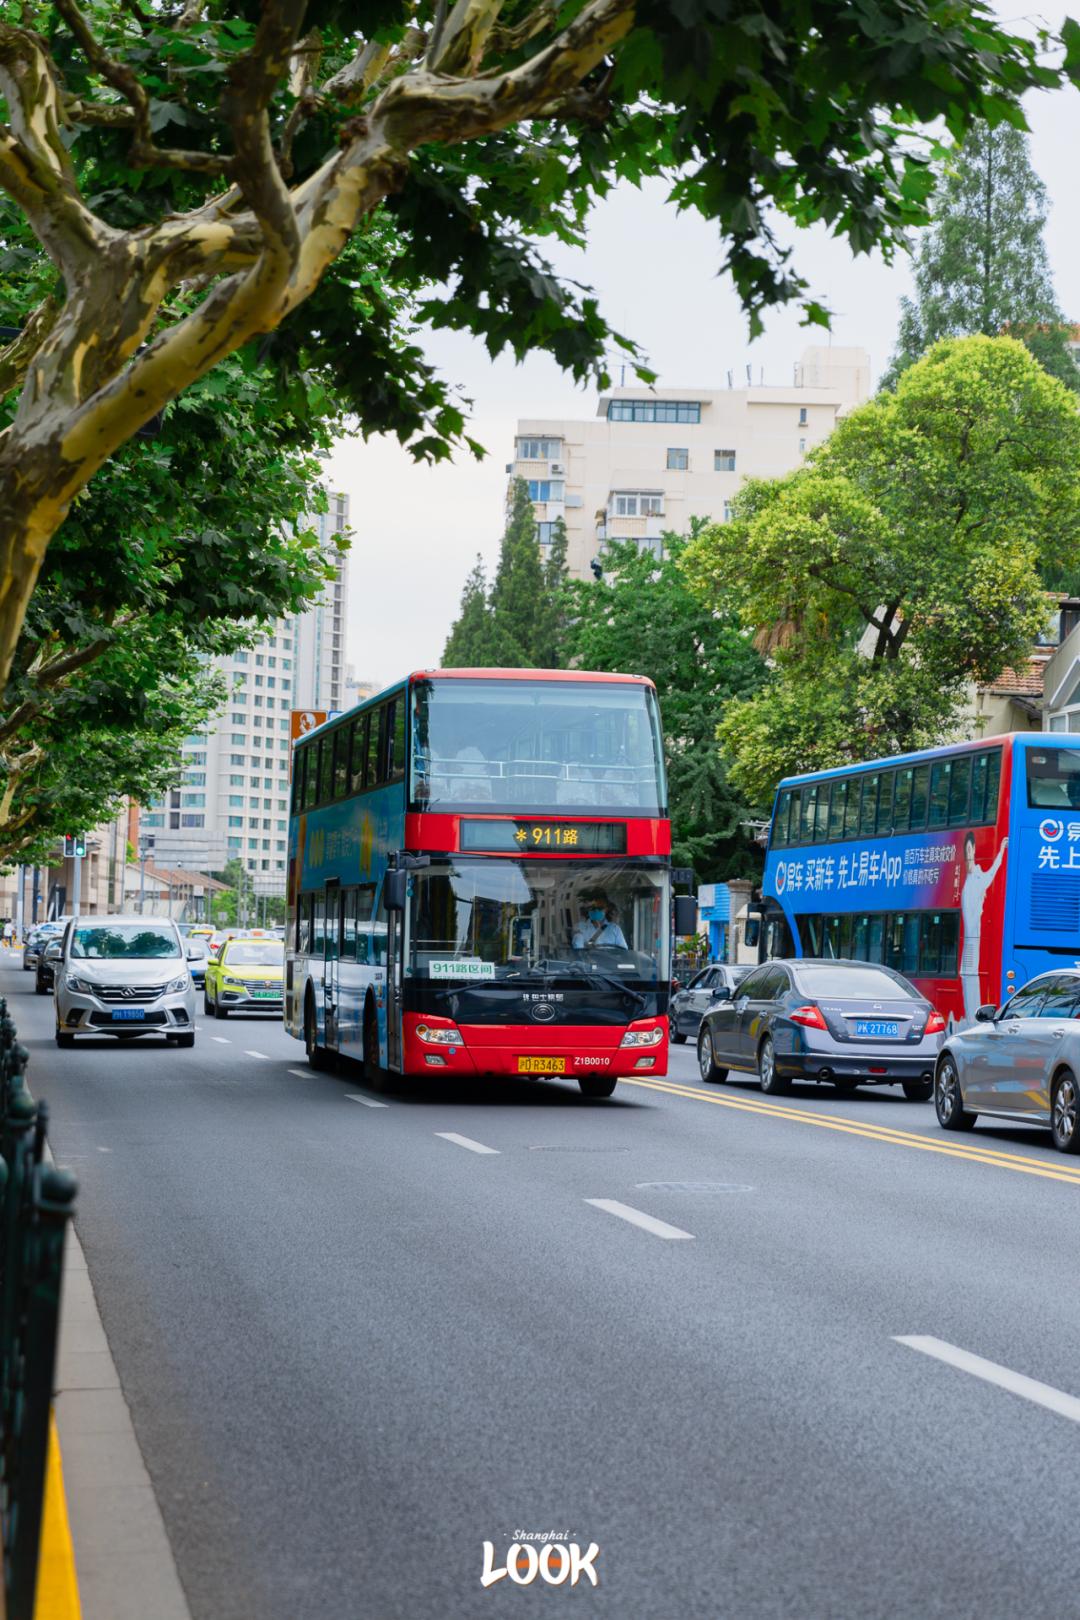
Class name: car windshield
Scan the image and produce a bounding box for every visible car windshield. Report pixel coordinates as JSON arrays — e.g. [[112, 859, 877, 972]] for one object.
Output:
[[407, 858, 669, 984], [796, 964, 919, 1000], [71, 924, 180, 960], [225, 943, 284, 967], [411, 678, 666, 817]]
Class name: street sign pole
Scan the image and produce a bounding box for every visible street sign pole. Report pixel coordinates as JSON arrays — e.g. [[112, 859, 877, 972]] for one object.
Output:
[[71, 849, 81, 918]]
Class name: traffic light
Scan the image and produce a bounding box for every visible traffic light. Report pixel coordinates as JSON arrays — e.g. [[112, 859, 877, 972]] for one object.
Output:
[[63, 834, 87, 858]]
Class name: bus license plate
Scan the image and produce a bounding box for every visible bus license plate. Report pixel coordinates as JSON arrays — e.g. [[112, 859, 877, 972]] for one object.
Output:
[[855, 1019, 899, 1039], [111, 1008, 145, 1022], [517, 1056, 566, 1074]]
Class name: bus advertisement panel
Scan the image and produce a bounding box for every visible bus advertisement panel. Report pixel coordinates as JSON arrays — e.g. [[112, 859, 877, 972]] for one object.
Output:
[[761, 733, 1080, 1022], [286, 670, 672, 1096]]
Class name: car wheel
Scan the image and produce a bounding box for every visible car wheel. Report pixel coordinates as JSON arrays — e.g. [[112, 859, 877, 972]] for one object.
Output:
[[697, 1025, 727, 1083], [935, 1056, 977, 1132], [758, 1035, 788, 1095], [34, 976, 47, 996], [171, 1032, 196, 1049], [671, 1028, 687, 1045], [55, 1027, 74, 1049], [902, 1078, 934, 1102], [213, 997, 228, 1020], [203, 989, 212, 1015], [305, 994, 333, 1071], [1051, 1070, 1080, 1154], [831, 1078, 859, 1094], [578, 1074, 618, 1099]]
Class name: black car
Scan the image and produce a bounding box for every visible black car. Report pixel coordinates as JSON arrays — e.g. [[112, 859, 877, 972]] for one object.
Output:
[[669, 964, 751, 1044], [696, 957, 946, 1099]]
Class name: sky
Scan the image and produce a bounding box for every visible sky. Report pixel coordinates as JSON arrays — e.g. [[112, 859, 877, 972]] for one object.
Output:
[[327, 51, 1080, 690]]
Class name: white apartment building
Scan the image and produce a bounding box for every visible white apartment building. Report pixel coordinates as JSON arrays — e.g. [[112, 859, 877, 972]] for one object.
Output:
[[142, 492, 350, 890], [510, 346, 870, 578]]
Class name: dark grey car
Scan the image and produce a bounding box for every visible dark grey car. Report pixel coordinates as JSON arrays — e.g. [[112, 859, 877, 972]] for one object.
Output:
[[669, 964, 750, 1044], [935, 969, 1080, 1153], [696, 958, 946, 1099]]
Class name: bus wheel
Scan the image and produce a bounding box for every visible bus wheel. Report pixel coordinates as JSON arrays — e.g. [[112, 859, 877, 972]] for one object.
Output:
[[578, 1074, 617, 1099], [363, 1001, 393, 1093], [304, 994, 333, 1071]]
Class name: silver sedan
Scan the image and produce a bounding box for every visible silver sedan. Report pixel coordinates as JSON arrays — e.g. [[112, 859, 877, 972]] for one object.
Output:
[[935, 969, 1080, 1153]]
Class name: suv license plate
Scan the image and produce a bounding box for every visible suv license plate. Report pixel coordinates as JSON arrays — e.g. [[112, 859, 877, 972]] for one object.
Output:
[[517, 1056, 566, 1074], [111, 1008, 146, 1022], [854, 1019, 899, 1039]]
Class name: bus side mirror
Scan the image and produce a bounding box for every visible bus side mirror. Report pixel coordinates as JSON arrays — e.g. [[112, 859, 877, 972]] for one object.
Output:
[[744, 918, 760, 949], [384, 870, 407, 913], [673, 895, 697, 937]]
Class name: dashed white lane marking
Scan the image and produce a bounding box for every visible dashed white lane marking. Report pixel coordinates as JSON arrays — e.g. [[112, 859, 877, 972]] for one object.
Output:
[[585, 1198, 694, 1241], [895, 1336, 1080, 1424], [289, 1068, 315, 1080], [345, 1093, 389, 1109], [211, 1036, 231, 1044], [244, 1049, 270, 1060], [435, 1131, 500, 1155]]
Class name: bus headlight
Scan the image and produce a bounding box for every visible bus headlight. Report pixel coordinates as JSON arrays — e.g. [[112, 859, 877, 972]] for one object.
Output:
[[619, 1027, 665, 1048], [416, 1023, 463, 1045]]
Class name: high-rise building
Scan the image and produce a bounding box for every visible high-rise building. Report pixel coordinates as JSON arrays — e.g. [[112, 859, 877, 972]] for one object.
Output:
[[509, 346, 870, 578], [141, 492, 350, 889]]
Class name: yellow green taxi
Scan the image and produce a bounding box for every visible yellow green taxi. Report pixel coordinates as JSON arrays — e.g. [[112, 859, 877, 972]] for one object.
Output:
[[204, 936, 285, 1019]]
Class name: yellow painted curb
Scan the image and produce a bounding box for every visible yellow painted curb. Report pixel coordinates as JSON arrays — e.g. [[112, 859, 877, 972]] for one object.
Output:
[[33, 1413, 81, 1620]]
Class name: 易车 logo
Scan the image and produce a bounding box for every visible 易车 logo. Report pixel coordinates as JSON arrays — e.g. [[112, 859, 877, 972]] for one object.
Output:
[[1039, 818, 1065, 844], [775, 862, 787, 895], [481, 1536, 599, 1589]]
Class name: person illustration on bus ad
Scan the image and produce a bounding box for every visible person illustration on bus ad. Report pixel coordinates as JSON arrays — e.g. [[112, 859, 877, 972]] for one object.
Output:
[[960, 832, 1008, 1021], [572, 895, 628, 951]]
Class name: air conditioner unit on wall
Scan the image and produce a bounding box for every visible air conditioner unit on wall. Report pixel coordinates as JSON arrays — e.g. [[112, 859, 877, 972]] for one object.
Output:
[[550, 462, 565, 475]]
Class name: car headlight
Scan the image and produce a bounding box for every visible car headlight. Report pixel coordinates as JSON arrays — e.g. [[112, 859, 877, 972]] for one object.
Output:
[[165, 975, 191, 995], [415, 1023, 462, 1045], [65, 976, 94, 994], [619, 1027, 665, 1048]]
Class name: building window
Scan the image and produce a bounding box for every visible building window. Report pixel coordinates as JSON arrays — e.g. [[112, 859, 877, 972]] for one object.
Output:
[[723, 501, 733, 522], [799, 437, 807, 453], [228, 815, 243, 828], [231, 734, 246, 746], [180, 813, 205, 828], [607, 399, 701, 423], [229, 795, 244, 807], [256, 654, 265, 666], [255, 674, 264, 687], [799, 406, 808, 425], [184, 751, 207, 765], [516, 437, 562, 460], [183, 772, 206, 787], [666, 448, 688, 470], [181, 792, 205, 807], [536, 522, 558, 546], [714, 448, 736, 472], [142, 813, 164, 828], [230, 754, 245, 766], [611, 491, 663, 517], [227, 836, 242, 850], [233, 653, 247, 665], [229, 775, 244, 787], [527, 480, 564, 502]]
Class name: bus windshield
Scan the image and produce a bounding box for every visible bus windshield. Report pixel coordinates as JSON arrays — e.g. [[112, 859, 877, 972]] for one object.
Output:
[[406, 858, 669, 984], [411, 678, 666, 816]]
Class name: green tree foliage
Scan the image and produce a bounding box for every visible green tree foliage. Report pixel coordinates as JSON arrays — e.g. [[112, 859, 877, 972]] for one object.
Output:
[[884, 125, 1078, 389], [565, 535, 765, 881], [0, 0, 1062, 698], [443, 482, 568, 668], [684, 336, 1080, 803]]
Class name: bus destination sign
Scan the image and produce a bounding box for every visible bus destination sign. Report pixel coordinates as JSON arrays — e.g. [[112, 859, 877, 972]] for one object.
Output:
[[460, 819, 628, 854]]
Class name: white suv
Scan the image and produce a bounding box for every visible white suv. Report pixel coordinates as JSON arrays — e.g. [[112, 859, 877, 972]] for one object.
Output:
[[52, 916, 198, 1048]]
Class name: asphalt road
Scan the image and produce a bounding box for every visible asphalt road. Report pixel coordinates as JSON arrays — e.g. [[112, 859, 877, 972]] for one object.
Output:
[[10, 956, 1080, 1619]]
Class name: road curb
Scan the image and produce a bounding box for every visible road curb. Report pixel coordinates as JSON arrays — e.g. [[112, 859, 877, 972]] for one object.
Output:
[[33, 1416, 81, 1620]]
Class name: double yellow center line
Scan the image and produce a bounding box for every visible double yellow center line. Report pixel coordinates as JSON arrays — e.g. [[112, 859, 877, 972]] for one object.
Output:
[[625, 1074, 1080, 1188]]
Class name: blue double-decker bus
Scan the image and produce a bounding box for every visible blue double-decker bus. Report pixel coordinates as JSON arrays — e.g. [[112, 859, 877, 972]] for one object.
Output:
[[758, 733, 1080, 1021]]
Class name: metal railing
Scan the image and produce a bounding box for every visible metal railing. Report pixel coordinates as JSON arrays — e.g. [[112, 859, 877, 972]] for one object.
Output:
[[0, 1001, 77, 1620]]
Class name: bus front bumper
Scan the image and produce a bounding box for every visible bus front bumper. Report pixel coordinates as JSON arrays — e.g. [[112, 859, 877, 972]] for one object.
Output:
[[403, 1015, 669, 1079]]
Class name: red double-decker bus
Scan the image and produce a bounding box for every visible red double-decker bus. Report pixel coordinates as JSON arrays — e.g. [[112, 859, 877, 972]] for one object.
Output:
[[285, 669, 675, 1095]]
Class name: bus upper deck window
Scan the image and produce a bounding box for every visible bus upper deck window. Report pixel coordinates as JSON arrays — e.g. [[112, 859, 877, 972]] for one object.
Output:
[[893, 767, 913, 831], [773, 790, 792, 848], [827, 779, 847, 840], [928, 760, 950, 829], [858, 774, 879, 836], [800, 785, 817, 844], [875, 771, 894, 835], [947, 756, 971, 826], [843, 779, 860, 839], [909, 764, 929, 829]]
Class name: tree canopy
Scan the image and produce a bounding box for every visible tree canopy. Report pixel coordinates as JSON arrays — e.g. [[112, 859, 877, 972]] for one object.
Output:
[[683, 336, 1080, 804], [0, 0, 1062, 702], [442, 479, 567, 667], [884, 124, 1077, 390], [565, 534, 765, 881]]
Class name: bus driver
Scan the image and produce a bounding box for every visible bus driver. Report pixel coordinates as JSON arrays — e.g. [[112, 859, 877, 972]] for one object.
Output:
[[573, 895, 628, 951]]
